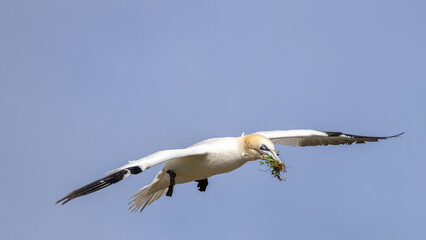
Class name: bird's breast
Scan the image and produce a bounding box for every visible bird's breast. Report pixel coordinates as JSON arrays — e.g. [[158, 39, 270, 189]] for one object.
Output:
[[163, 151, 247, 184]]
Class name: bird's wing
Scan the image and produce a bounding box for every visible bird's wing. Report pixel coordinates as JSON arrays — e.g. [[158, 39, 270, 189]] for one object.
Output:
[[56, 147, 208, 205], [254, 129, 403, 147], [107, 146, 208, 174]]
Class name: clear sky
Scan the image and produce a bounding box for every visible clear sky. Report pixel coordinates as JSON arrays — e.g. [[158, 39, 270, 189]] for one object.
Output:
[[1, 1, 425, 239]]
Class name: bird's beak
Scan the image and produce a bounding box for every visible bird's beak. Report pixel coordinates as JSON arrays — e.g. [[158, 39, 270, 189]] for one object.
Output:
[[263, 150, 282, 164]]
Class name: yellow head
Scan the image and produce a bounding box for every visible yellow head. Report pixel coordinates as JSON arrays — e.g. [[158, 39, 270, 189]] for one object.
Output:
[[242, 134, 281, 162]]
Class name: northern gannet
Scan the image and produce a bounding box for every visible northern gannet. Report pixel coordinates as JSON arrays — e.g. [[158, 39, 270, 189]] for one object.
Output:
[[56, 129, 403, 212]]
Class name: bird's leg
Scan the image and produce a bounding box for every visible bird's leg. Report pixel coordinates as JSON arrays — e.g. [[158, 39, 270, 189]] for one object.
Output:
[[166, 170, 176, 197], [195, 178, 208, 192]]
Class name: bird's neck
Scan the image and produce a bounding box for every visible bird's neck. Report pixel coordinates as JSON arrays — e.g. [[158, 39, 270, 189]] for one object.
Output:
[[239, 135, 260, 161]]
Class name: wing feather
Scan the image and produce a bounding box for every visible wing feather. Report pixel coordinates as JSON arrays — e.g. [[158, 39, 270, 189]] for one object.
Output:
[[254, 129, 403, 147], [108, 147, 208, 174]]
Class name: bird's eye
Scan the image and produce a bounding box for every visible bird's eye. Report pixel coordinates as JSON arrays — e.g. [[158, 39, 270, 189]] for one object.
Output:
[[260, 144, 268, 151]]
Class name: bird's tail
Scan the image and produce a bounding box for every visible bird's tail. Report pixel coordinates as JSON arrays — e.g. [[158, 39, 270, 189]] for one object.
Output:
[[128, 181, 168, 213]]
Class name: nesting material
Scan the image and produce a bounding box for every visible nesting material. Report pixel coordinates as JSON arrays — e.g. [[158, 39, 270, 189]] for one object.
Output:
[[260, 152, 287, 181]]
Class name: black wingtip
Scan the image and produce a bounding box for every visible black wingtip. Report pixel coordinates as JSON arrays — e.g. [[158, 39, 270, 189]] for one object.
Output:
[[326, 131, 405, 140], [56, 167, 143, 205], [56, 197, 72, 205], [380, 132, 404, 140], [55, 197, 67, 205], [391, 132, 405, 138]]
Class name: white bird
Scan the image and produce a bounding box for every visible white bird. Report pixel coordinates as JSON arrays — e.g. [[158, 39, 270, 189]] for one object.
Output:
[[56, 129, 403, 212]]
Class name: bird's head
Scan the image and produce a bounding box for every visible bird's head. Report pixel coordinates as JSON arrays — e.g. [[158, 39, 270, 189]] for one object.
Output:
[[243, 134, 282, 163]]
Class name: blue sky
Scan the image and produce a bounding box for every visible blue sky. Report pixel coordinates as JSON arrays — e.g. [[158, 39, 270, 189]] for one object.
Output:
[[1, 1, 425, 239]]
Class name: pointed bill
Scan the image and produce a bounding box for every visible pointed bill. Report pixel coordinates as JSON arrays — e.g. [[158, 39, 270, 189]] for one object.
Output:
[[265, 150, 282, 164]]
